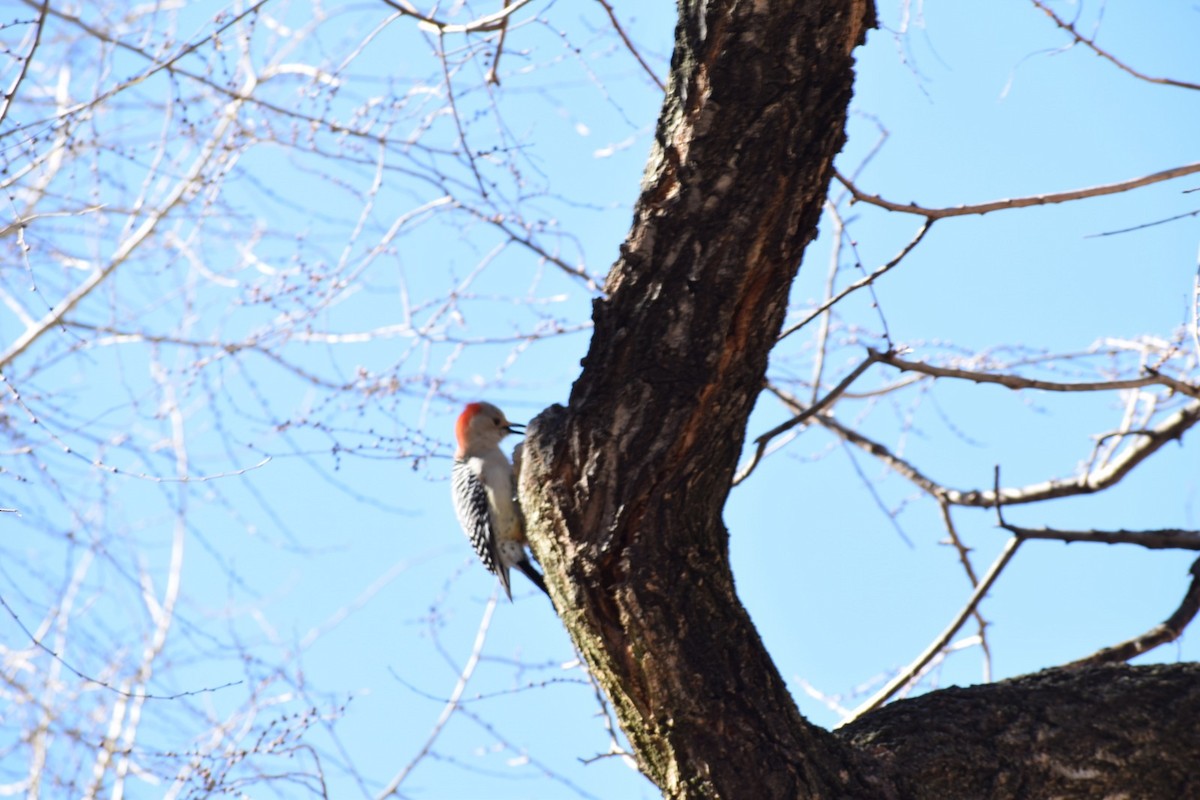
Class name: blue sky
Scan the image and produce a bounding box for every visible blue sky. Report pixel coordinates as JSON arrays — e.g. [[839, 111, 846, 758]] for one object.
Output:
[[0, 1, 1197, 797]]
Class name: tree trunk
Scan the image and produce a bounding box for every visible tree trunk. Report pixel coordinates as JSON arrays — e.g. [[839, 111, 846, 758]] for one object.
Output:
[[521, 0, 874, 796], [518, 1, 1200, 798]]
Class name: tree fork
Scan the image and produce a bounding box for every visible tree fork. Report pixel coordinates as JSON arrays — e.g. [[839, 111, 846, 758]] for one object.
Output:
[[521, 1, 876, 797], [518, 1, 1200, 798]]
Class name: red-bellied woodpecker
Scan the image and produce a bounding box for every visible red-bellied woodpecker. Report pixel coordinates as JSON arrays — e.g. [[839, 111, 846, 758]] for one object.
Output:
[[451, 402, 549, 600]]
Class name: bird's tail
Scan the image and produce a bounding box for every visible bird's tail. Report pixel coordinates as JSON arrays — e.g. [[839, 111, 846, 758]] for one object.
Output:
[[514, 559, 551, 599]]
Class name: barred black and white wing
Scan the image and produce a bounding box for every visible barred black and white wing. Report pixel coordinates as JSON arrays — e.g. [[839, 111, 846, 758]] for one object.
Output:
[[451, 459, 512, 598]]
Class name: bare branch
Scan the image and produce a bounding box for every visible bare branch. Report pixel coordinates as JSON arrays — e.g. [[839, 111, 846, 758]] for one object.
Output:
[[806, 201, 846, 406], [594, 0, 666, 91], [381, 0, 535, 34], [842, 536, 1023, 724], [1062, 557, 1200, 669], [937, 501, 993, 681], [11, 0, 444, 156], [0, 72, 256, 371], [482, 213, 604, 292], [0, 0, 48, 131], [1194, 259, 1200, 364], [0, 593, 241, 701], [834, 161, 1200, 219], [7, 0, 270, 139], [779, 219, 934, 341], [1030, 0, 1200, 92], [435, 30, 489, 201], [377, 592, 499, 798], [993, 524, 1200, 552], [1086, 208, 1200, 238], [734, 353, 883, 485], [872, 348, 1200, 398], [484, 0, 512, 85], [0, 371, 273, 481], [816, 400, 1200, 508]]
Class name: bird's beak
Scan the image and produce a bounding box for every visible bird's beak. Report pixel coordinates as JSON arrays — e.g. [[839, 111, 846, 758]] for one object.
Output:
[[506, 422, 526, 435]]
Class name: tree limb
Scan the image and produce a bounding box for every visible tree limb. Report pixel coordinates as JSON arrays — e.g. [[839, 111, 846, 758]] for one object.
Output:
[[995, 524, 1200, 551], [817, 400, 1200, 508], [1062, 557, 1200, 669]]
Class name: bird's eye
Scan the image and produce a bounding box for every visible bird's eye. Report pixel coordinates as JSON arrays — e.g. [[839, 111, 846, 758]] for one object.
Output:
[[493, 418, 502, 426]]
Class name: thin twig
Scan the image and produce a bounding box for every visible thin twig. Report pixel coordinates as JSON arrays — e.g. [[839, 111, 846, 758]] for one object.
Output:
[[377, 591, 499, 798], [1030, 0, 1200, 92], [593, 0, 665, 91], [1193, 258, 1200, 365], [842, 536, 1023, 724], [484, 0, 512, 85], [434, 29, 489, 200], [837, 437, 914, 547], [938, 501, 980, 585], [872, 348, 1200, 399], [6, 0, 269, 141], [938, 501, 993, 681], [834, 161, 1200, 219], [733, 353, 884, 485], [816, 399, 1200, 508], [1086, 208, 1200, 238], [479, 212, 602, 292], [0, 594, 241, 701], [0, 0, 48, 131], [810, 201, 846, 404], [9, 0, 445, 156], [0, 371, 273, 482], [0, 68, 257, 371], [779, 220, 933, 341]]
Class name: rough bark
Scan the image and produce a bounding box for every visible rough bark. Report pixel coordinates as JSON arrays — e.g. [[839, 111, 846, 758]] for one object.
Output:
[[521, 0, 874, 797], [840, 663, 1200, 799], [518, 1, 1200, 798]]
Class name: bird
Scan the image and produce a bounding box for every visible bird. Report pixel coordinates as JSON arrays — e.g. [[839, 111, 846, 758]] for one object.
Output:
[[451, 401, 550, 600]]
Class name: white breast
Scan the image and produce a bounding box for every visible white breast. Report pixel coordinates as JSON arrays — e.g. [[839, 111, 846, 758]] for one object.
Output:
[[471, 454, 521, 544]]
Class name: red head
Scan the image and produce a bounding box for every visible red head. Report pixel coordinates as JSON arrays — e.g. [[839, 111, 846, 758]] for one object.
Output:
[[455, 402, 523, 458]]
